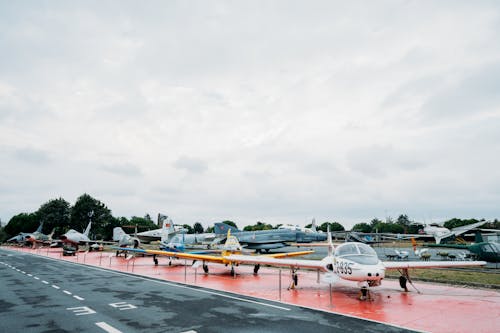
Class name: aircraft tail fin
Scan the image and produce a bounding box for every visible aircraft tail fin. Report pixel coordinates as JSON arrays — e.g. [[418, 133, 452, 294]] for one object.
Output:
[[161, 218, 176, 243], [411, 238, 417, 252], [83, 222, 92, 237], [36, 222, 43, 233], [113, 227, 127, 241], [474, 230, 484, 243], [327, 225, 334, 257], [222, 229, 242, 256], [214, 222, 239, 235], [311, 218, 317, 231], [48, 228, 55, 241], [158, 213, 168, 227]]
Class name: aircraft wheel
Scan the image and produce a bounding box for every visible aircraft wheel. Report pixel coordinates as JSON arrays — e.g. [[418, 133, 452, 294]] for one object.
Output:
[[293, 273, 298, 286], [230, 267, 235, 276], [203, 264, 209, 274], [154, 258, 159, 266], [116, 250, 119, 257], [253, 264, 260, 274], [399, 276, 408, 291]]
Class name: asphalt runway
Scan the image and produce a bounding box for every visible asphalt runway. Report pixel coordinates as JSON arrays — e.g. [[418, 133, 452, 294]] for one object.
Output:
[[0, 248, 418, 333]]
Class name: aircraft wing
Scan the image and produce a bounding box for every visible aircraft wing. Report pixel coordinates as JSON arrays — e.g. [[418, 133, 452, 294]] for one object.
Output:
[[451, 221, 487, 236], [263, 250, 314, 258], [225, 254, 326, 271], [112, 247, 227, 264], [383, 260, 487, 270]]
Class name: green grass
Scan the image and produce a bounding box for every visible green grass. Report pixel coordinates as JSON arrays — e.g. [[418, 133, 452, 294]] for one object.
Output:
[[385, 268, 500, 287]]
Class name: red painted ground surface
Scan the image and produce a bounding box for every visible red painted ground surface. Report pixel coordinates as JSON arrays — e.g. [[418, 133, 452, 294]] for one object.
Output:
[[6, 246, 500, 333]]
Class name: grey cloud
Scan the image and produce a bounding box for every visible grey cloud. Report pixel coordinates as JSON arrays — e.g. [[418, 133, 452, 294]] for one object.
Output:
[[100, 163, 142, 177], [347, 145, 425, 178], [419, 63, 500, 122], [173, 156, 208, 174], [12, 147, 51, 165]]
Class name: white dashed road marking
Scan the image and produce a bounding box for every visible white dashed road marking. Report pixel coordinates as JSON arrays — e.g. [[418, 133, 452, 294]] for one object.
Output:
[[52, 285, 60, 289], [63, 290, 72, 295], [95, 322, 122, 333], [73, 295, 85, 301]]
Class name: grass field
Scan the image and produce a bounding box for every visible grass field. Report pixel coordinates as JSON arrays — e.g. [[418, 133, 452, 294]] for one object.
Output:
[[385, 268, 500, 288]]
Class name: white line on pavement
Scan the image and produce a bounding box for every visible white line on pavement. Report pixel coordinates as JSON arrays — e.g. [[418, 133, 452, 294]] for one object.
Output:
[[95, 322, 123, 333]]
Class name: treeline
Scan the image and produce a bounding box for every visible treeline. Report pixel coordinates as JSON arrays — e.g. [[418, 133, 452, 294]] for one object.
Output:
[[1, 194, 498, 242], [0, 194, 158, 242], [350, 215, 500, 234]]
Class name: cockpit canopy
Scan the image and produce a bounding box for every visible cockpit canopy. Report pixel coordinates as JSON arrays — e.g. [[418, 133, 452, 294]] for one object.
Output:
[[335, 242, 380, 265]]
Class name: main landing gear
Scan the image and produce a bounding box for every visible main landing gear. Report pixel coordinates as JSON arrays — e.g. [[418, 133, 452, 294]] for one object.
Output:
[[203, 264, 209, 274], [253, 264, 260, 274], [288, 268, 299, 290], [153, 255, 158, 266], [398, 268, 420, 293]]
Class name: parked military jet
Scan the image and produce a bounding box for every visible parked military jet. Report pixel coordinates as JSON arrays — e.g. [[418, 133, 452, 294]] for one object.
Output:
[[413, 221, 488, 244], [214, 222, 327, 252], [24, 223, 55, 248], [51, 222, 107, 250], [135, 216, 187, 243], [6, 232, 31, 244], [112, 226, 141, 257], [159, 219, 217, 251]]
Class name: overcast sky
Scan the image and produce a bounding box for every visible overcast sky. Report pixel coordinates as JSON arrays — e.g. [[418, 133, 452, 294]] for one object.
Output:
[[1, 1, 499, 229]]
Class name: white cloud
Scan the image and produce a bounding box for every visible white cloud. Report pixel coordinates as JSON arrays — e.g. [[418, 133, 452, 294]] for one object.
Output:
[[1, 1, 499, 229]]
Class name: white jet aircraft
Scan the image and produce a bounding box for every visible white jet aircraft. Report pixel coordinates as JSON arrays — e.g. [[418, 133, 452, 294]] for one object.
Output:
[[417, 221, 488, 244]]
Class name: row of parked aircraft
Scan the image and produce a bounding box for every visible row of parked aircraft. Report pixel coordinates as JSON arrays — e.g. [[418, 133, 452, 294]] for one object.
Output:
[[112, 224, 487, 297], [4, 218, 492, 299]]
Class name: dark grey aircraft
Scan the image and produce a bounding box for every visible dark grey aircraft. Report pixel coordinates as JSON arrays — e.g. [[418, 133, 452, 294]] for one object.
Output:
[[214, 222, 327, 252], [6, 223, 53, 247], [6, 232, 31, 243]]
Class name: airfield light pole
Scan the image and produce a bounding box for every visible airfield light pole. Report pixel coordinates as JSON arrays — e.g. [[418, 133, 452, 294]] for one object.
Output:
[[329, 283, 333, 308], [279, 269, 282, 301]]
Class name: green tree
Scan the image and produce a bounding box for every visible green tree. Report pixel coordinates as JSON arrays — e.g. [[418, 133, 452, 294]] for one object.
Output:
[[372, 222, 404, 234], [243, 221, 273, 231], [35, 198, 71, 236], [193, 222, 204, 234], [70, 194, 113, 239], [396, 214, 410, 226], [319, 222, 345, 232], [352, 223, 371, 233], [183, 224, 194, 234], [205, 226, 214, 233], [221, 220, 238, 229], [4, 213, 38, 237], [370, 218, 383, 229]]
